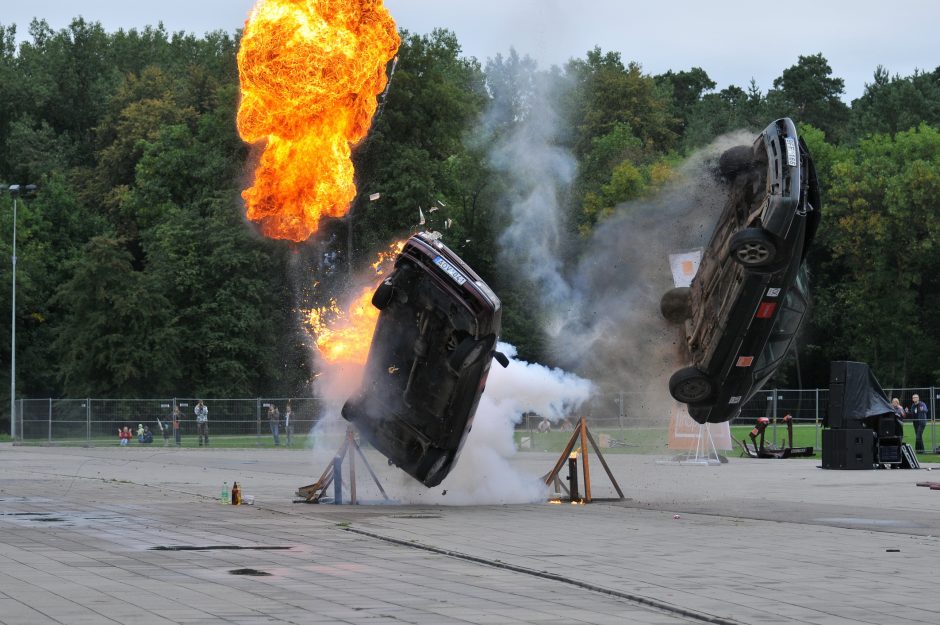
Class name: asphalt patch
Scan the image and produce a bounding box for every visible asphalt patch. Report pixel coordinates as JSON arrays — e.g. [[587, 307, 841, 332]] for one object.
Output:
[[229, 568, 271, 576]]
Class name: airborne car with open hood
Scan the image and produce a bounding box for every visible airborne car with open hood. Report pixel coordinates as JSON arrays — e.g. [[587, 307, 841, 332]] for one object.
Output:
[[342, 232, 507, 487], [660, 118, 821, 424]]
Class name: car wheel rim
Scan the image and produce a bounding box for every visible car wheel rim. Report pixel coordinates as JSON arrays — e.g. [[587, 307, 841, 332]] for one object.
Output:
[[736, 242, 770, 264], [679, 379, 710, 402]]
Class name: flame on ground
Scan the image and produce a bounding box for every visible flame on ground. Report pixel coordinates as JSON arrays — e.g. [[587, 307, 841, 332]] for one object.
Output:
[[306, 239, 405, 366], [237, 0, 400, 241]]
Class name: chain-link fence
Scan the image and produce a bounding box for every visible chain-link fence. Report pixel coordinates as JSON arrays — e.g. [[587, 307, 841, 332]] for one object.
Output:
[[12, 397, 326, 446], [517, 387, 940, 452], [9, 388, 940, 452]]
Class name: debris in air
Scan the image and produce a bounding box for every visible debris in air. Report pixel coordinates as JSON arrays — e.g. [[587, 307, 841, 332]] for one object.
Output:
[[369, 192, 381, 201]]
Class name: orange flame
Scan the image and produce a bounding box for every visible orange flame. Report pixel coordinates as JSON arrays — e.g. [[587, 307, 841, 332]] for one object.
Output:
[[237, 0, 400, 241], [306, 239, 405, 366]]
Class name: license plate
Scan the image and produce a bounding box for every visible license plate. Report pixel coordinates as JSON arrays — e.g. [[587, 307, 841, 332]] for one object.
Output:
[[785, 136, 797, 166], [433, 255, 467, 286]]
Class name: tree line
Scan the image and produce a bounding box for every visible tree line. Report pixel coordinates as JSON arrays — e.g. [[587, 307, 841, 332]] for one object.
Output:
[[1, 18, 939, 421]]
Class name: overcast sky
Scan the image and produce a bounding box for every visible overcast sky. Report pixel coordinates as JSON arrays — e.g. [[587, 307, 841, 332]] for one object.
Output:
[[3, 0, 938, 102]]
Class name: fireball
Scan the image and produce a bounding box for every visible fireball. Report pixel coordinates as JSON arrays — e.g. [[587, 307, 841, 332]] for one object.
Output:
[[237, 0, 400, 241]]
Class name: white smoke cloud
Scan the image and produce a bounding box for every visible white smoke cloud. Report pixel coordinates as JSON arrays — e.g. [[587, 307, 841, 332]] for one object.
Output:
[[393, 341, 593, 505], [486, 62, 579, 334]]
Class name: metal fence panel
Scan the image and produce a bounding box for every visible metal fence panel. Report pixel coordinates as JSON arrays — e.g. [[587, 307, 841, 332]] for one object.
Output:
[[13, 390, 938, 453], [16, 397, 326, 445]]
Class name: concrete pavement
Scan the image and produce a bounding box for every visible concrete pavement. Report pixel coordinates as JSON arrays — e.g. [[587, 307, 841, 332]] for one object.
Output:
[[1, 443, 937, 624]]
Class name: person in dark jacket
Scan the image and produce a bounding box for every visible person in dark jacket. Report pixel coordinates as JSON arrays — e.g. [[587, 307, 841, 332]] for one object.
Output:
[[907, 394, 928, 453]]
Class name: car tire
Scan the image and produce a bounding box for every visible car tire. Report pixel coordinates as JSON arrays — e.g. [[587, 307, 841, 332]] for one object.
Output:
[[718, 145, 754, 179], [730, 228, 776, 267], [371, 277, 395, 310], [660, 287, 692, 324], [669, 367, 715, 404]]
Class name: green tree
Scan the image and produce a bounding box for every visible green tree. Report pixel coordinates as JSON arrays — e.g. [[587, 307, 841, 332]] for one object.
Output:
[[563, 48, 677, 156], [655, 67, 716, 139], [52, 235, 180, 396], [850, 66, 940, 137], [811, 125, 940, 384], [767, 53, 849, 141]]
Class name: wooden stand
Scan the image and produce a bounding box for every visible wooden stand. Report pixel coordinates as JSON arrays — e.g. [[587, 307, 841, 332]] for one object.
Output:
[[542, 417, 624, 503], [296, 426, 389, 504]]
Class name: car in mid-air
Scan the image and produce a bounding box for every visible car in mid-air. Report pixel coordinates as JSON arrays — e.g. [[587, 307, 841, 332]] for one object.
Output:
[[342, 231, 507, 486], [660, 118, 821, 424]]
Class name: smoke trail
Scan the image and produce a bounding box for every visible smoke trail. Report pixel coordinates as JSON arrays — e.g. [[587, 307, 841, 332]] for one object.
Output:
[[553, 132, 754, 402], [483, 57, 754, 411], [486, 58, 578, 333]]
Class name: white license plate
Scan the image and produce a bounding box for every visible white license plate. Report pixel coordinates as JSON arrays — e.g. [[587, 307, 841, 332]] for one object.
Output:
[[785, 136, 797, 166], [433, 255, 467, 285]]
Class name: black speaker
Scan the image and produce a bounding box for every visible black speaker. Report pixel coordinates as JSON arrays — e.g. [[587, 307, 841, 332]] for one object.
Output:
[[827, 361, 892, 429], [822, 428, 874, 470], [876, 415, 899, 438], [828, 382, 844, 428], [829, 361, 850, 384]]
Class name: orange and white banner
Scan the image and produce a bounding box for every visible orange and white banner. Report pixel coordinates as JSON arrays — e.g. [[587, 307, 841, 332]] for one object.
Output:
[[668, 250, 703, 288], [667, 403, 733, 451], [667, 248, 732, 450]]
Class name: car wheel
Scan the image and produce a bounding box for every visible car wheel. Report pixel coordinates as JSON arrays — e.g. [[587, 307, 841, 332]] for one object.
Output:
[[718, 145, 754, 178], [371, 277, 395, 310], [730, 228, 776, 267], [660, 287, 691, 324], [669, 367, 715, 404]]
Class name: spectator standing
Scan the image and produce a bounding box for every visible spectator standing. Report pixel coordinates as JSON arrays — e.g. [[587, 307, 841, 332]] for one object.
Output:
[[194, 400, 209, 447], [284, 401, 294, 448], [891, 398, 906, 420], [268, 403, 281, 446], [159, 408, 173, 446], [172, 406, 182, 447], [908, 394, 928, 453]]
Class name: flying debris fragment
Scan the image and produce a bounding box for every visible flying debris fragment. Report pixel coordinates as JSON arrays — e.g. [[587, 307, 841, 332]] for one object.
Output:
[[369, 192, 381, 201], [662, 118, 821, 424], [418, 207, 426, 225], [342, 231, 506, 486], [444, 218, 452, 230]]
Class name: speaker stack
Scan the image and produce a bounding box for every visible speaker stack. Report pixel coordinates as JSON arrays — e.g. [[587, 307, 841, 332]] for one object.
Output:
[[823, 361, 877, 470]]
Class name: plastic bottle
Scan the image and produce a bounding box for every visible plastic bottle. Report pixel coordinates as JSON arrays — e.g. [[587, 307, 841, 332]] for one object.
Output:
[[220, 481, 229, 504]]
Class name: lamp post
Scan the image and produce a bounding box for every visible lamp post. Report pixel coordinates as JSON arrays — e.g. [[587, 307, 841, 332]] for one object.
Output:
[[8, 184, 19, 440], [6, 183, 35, 440]]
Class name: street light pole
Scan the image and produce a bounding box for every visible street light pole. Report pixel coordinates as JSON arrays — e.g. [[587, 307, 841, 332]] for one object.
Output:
[[9, 185, 19, 439]]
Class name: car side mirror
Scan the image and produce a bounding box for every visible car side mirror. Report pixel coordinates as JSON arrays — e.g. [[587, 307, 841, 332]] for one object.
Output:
[[493, 351, 509, 368]]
